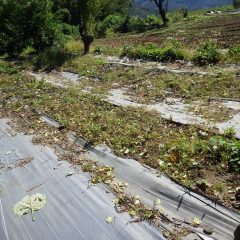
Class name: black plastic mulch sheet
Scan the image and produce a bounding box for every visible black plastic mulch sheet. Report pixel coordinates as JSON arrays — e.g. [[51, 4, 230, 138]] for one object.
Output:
[[0, 119, 164, 240]]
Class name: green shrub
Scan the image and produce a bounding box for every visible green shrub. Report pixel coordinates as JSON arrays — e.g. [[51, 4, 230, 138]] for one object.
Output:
[[121, 43, 185, 62], [33, 45, 70, 70], [192, 42, 221, 66], [128, 16, 146, 32], [233, 0, 240, 8], [208, 136, 240, 173], [0, 0, 61, 56], [96, 15, 125, 37], [145, 15, 161, 26], [228, 44, 240, 63]]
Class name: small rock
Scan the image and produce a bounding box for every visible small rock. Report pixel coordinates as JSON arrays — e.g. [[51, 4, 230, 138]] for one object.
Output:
[[192, 161, 199, 167], [66, 170, 75, 177], [199, 130, 208, 137], [231, 196, 236, 201], [24, 105, 29, 110], [186, 61, 194, 67], [105, 216, 113, 224], [203, 227, 213, 235], [176, 60, 185, 65]]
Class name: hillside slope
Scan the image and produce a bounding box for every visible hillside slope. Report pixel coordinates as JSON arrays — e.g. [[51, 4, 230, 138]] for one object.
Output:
[[135, 0, 232, 11]]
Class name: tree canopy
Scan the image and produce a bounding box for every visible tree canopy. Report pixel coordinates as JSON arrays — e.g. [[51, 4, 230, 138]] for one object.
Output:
[[53, 0, 110, 53], [233, 0, 240, 8], [0, 0, 58, 56]]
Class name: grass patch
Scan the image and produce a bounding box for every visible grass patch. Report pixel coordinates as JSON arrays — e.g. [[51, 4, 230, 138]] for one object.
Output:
[[1, 38, 240, 207], [228, 44, 240, 63], [0, 60, 18, 74], [62, 55, 107, 76], [33, 45, 70, 70], [95, 14, 240, 55]]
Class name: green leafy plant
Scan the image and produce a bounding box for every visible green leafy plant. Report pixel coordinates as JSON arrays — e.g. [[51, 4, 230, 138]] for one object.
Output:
[[121, 43, 185, 62], [208, 136, 240, 173], [192, 41, 221, 66]]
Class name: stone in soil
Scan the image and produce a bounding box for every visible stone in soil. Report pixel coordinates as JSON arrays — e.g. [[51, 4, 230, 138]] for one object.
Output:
[[203, 227, 214, 235]]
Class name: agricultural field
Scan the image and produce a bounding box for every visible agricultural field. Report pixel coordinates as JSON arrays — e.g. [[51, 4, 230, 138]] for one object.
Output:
[[0, 3, 240, 240], [95, 12, 240, 53]]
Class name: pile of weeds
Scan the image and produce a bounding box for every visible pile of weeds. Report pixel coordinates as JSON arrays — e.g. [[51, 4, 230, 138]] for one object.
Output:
[[115, 195, 161, 223], [112, 191, 190, 239], [79, 158, 115, 184]]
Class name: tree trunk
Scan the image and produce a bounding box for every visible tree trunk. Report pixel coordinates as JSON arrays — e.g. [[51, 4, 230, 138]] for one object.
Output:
[[82, 35, 94, 55], [159, 8, 169, 25], [153, 0, 169, 25]]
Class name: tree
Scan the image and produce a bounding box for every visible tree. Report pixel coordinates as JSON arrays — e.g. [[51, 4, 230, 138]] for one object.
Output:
[[0, 0, 58, 56], [55, 0, 110, 54], [152, 0, 169, 25], [233, 0, 240, 8]]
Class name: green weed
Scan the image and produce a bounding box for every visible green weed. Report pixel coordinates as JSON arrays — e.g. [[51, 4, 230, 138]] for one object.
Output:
[[228, 44, 240, 63], [208, 136, 240, 173], [192, 41, 221, 66], [121, 43, 185, 62]]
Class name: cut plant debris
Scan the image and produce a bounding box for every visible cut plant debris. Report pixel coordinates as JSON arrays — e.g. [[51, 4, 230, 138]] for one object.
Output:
[[13, 193, 47, 221]]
